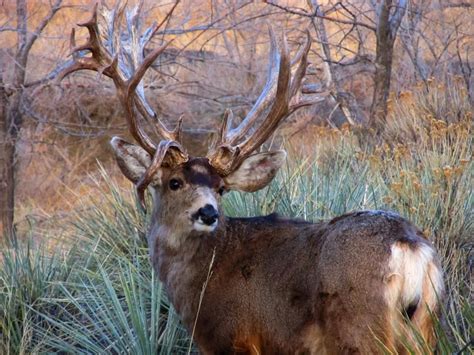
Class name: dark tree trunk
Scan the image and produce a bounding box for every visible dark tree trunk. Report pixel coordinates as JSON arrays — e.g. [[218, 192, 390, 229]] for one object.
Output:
[[0, 0, 62, 241], [371, 29, 395, 125], [0, 0, 27, 241], [0, 140, 16, 241], [370, 0, 407, 127], [0, 85, 24, 241], [0, 77, 15, 240]]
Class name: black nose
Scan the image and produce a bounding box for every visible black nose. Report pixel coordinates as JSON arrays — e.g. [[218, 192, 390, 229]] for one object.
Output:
[[197, 204, 219, 225]]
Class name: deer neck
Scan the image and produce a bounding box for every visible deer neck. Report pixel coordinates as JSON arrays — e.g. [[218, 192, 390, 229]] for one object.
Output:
[[147, 214, 225, 321]]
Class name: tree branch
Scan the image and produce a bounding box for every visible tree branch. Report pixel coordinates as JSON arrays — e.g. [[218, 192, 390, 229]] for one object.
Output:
[[21, 0, 63, 59], [264, 1, 376, 31], [390, 0, 408, 31]]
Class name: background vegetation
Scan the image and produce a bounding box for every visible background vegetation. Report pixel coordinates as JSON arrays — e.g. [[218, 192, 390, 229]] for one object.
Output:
[[1, 0, 472, 353], [1, 82, 472, 353]]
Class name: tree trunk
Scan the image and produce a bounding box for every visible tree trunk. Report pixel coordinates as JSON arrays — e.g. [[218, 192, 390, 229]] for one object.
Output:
[[0, 144, 16, 241], [370, 0, 407, 127], [0, 0, 63, 241], [0, 77, 15, 240], [0, 77, 25, 241], [0, 0, 28, 241], [370, 39, 395, 126]]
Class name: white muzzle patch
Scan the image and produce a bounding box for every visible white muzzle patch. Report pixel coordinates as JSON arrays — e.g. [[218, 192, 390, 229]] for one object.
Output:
[[193, 218, 218, 232], [190, 187, 219, 233]]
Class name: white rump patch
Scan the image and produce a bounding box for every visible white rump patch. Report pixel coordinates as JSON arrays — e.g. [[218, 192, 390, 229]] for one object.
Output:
[[384, 241, 444, 348], [385, 242, 440, 310]]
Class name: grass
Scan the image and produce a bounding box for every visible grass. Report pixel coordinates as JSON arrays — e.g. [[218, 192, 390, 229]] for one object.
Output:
[[0, 81, 472, 353]]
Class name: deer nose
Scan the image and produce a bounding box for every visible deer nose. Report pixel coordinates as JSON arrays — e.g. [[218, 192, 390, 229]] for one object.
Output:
[[197, 204, 219, 225]]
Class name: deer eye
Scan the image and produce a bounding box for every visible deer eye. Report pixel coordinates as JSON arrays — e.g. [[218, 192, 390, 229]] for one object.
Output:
[[169, 178, 183, 191], [217, 186, 226, 196]]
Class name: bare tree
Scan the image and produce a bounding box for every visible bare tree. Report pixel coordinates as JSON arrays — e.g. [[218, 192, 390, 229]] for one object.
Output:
[[455, 25, 473, 102], [263, 0, 414, 127], [0, 0, 63, 241], [398, 0, 430, 84], [264, 1, 374, 126], [307, 0, 367, 125], [370, 0, 407, 126]]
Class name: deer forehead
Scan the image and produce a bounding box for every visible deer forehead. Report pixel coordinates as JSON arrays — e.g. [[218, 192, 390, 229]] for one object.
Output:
[[169, 158, 222, 188]]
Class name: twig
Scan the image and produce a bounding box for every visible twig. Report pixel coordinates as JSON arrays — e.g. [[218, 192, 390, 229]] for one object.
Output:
[[188, 248, 216, 354]]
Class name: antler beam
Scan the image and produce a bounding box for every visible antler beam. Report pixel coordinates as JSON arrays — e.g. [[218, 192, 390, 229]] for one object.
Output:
[[207, 29, 318, 176], [59, 2, 186, 157], [58, 2, 188, 209]]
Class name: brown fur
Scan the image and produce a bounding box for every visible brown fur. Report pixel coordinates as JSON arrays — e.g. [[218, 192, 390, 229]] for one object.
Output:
[[111, 147, 444, 354]]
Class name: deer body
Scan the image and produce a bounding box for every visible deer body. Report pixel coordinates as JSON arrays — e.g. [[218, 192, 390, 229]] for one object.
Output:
[[61, 4, 445, 353], [143, 159, 443, 354]]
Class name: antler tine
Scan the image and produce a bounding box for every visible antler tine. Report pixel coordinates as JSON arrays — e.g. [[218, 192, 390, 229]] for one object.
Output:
[[289, 30, 311, 98], [57, 18, 110, 80], [208, 28, 313, 175], [128, 42, 181, 142], [173, 114, 185, 143], [234, 35, 291, 161], [225, 26, 282, 146], [117, 2, 180, 144], [59, 1, 185, 156], [289, 31, 328, 113], [219, 109, 234, 143]]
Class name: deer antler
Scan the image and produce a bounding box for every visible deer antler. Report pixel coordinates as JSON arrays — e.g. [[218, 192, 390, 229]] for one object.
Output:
[[207, 28, 320, 176], [59, 1, 188, 206]]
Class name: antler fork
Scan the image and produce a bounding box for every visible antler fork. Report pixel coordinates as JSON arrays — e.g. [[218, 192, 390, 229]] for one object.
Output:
[[207, 28, 319, 176], [59, 2, 188, 207]]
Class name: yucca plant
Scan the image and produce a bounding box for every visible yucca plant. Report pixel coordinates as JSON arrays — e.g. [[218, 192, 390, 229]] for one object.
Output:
[[1, 81, 471, 353], [32, 257, 192, 354], [0, 236, 78, 354], [28, 169, 194, 354]]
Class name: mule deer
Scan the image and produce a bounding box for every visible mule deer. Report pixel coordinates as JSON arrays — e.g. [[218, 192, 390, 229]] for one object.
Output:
[[60, 3, 444, 354]]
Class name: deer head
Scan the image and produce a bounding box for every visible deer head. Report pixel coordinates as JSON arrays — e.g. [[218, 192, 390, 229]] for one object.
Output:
[[60, 2, 317, 238]]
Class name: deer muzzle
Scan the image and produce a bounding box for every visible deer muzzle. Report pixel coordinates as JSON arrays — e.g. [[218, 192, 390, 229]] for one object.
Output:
[[192, 204, 219, 232]]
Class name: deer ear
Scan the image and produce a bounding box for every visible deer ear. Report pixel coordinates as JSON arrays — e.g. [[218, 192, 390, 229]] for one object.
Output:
[[110, 137, 152, 184], [224, 151, 286, 192]]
